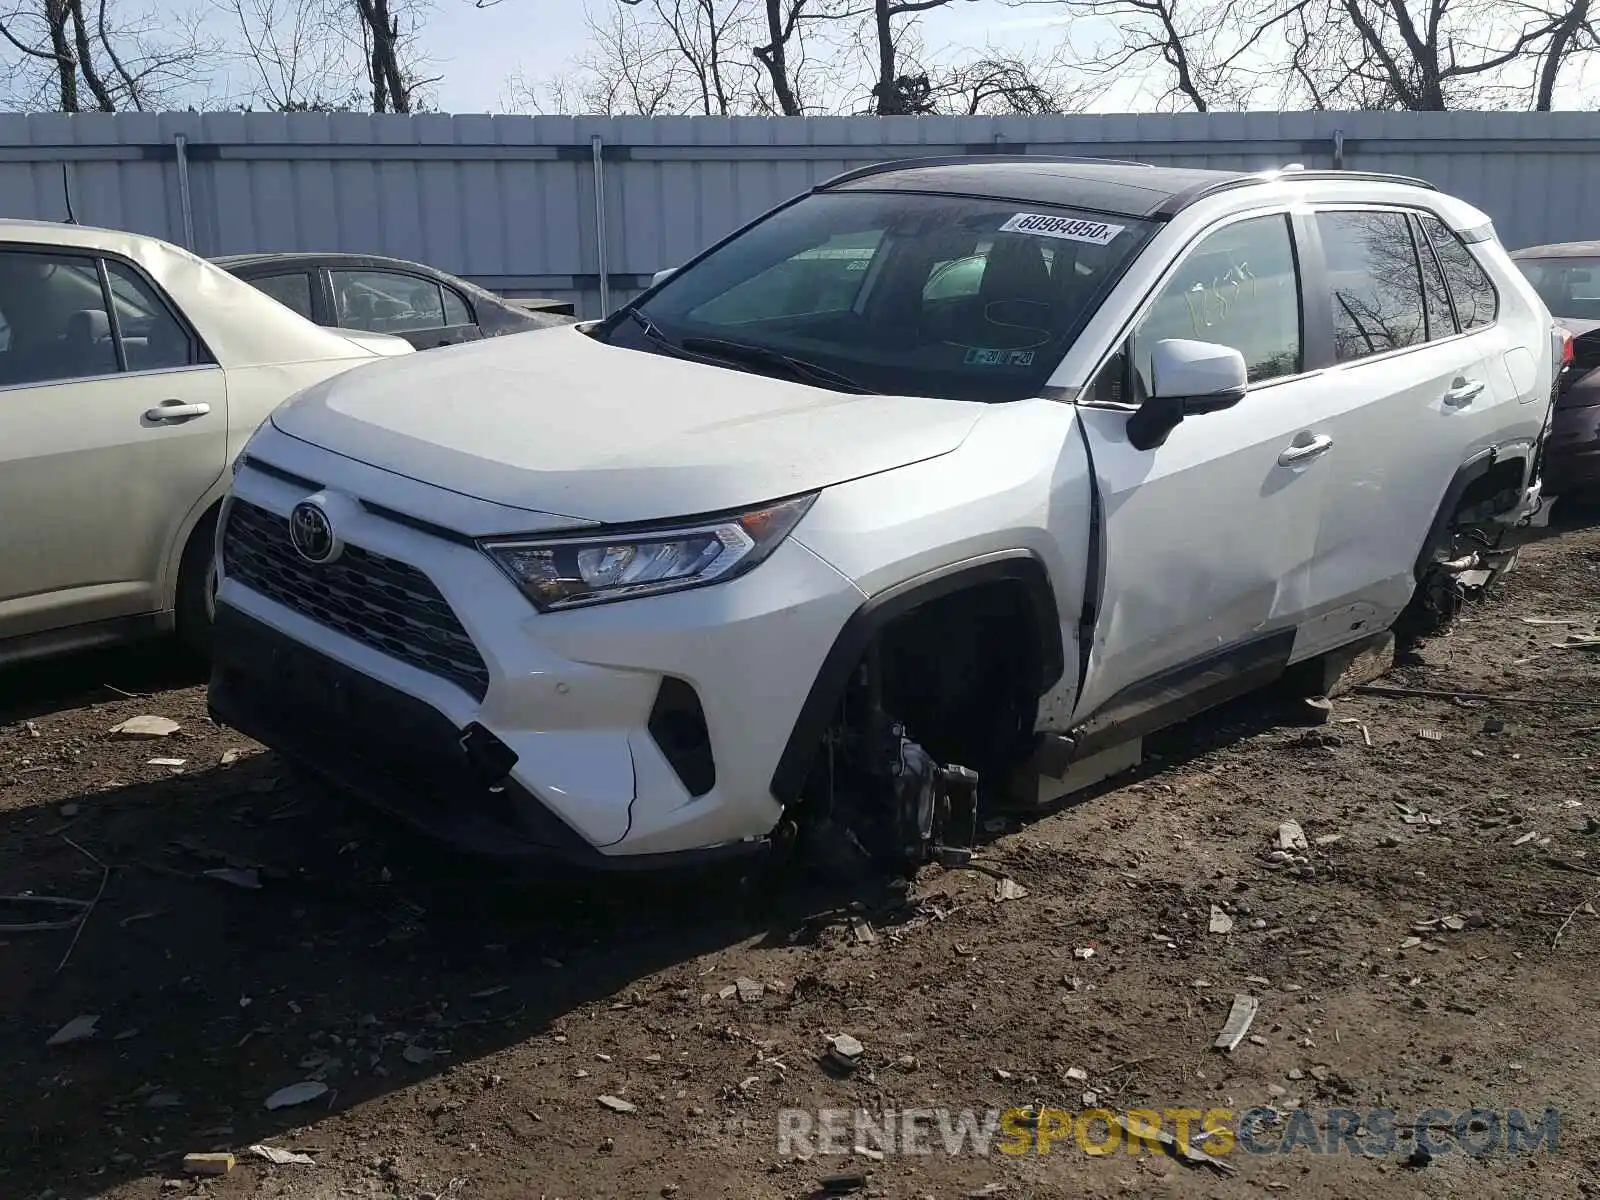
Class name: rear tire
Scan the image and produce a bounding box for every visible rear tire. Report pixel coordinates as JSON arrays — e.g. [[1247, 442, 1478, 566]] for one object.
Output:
[[176, 506, 220, 658]]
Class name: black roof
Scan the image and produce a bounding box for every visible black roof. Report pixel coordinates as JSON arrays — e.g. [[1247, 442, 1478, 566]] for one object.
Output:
[[819, 156, 1436, 220], [1511, 241, 1600, 259]]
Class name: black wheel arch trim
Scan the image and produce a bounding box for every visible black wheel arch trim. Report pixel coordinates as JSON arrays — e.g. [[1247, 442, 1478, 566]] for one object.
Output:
[[1411, 447, 1524, 581], [768, 550, 1065, 806]]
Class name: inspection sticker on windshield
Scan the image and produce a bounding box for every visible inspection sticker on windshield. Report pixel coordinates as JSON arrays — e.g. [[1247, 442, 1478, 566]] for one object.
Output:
[[998, 213, 1125, 245], [965, 348, 1035, 367]]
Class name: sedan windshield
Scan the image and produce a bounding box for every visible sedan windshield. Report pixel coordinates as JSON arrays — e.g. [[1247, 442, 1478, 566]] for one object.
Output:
[[602, 191, 1156, 403], [1516, 256, 1600, 321]]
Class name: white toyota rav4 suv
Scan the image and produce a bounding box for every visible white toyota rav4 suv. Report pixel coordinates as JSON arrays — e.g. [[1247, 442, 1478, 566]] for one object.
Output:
[[208, 158, 1556, 870]]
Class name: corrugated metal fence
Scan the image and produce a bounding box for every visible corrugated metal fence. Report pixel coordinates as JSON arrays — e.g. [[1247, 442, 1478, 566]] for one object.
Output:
[[4, 110, 1600, 317]]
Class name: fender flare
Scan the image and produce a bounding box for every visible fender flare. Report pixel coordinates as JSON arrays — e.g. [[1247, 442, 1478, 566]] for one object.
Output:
[[768, 550, 1065, 806]]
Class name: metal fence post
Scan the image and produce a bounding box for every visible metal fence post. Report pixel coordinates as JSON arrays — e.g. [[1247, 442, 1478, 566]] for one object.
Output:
[[591, 133, 611, 316], [173, 133, 196, 249]]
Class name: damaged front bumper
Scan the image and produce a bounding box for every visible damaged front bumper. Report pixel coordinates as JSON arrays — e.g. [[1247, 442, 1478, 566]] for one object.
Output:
[[208, 603, 770, 870]]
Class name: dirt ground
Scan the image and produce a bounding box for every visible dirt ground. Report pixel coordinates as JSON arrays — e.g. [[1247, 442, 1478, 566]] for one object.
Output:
[[4, 513, 1600, 1200]]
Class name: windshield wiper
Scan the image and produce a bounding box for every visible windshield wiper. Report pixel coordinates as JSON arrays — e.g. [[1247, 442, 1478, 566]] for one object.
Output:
[[679, 336, 878, 395], [627, 307, 685, 355]]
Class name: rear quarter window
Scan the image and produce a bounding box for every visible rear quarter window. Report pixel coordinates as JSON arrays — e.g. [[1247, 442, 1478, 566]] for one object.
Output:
[[1419, 215, 1498, 329]]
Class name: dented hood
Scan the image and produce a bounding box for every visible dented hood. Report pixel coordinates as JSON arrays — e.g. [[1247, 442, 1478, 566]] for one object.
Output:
[[270, 325, 982, 524]]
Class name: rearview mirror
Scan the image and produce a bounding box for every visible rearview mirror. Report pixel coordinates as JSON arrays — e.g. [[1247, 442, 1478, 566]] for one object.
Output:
[[1126, 339, 1249, 451], [651, 267, 678, 287]]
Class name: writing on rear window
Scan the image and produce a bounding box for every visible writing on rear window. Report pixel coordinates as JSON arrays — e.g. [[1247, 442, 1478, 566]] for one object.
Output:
[[998, 213, 1126, 245]]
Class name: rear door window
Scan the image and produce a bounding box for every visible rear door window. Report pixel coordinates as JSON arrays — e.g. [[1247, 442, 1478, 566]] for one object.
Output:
[[1315, 211, 1427, 363], [331, 270, 448, 334], [102, 260, 194, 371]]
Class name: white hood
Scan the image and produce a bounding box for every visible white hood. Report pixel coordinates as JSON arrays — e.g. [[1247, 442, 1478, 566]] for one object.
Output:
[[270, 325, 982, 524]]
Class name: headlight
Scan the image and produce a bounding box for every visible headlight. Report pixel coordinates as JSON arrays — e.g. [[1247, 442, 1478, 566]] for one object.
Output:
[[482, 493, 816, 611]]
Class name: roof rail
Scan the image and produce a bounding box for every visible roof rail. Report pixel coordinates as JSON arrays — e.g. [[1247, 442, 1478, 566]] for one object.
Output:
[[1156, 167, 1439, 216], [816, 153, 1155, 191]]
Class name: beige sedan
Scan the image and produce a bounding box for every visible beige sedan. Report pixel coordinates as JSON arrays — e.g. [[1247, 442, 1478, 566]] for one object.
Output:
[[0, 218, 412, 667]]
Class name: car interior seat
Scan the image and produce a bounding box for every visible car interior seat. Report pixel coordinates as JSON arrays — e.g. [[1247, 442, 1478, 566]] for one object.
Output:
[[63, 308, 119, 378]]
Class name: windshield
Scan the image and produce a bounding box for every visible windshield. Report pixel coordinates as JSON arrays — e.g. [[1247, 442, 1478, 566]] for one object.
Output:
[[1516, 256, 1600, 321], [601, 190, 1157, 403]]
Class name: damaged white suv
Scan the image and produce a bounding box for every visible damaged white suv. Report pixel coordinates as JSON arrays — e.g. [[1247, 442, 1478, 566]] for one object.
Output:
[[209, 158, 1555, 869]]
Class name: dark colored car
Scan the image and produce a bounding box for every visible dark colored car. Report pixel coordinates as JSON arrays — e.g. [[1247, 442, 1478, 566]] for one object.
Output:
[[212, 252, 574, 351], [1511, 241, 1600, 494]]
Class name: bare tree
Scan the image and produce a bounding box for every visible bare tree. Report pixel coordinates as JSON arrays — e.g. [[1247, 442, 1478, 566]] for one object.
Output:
[[928, 47, 1093, 113], [753, 0, 809, 113], [1, 0, 218, 111], [1528, 0, 1597, 106], [1008, 0, 1600, 111], [219, 0, 361, 109], [502, 3, 701, 113]]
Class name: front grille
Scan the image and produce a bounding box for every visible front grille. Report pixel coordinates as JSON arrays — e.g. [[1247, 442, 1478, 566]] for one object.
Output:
[[222, 500, 490, 701]]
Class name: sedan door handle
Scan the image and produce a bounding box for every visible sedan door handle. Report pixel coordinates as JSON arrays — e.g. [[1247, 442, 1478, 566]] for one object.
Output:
[[1277, 433, 1334, 466], [144, 401, 211, 422], [1443, 378, 1485, 407]]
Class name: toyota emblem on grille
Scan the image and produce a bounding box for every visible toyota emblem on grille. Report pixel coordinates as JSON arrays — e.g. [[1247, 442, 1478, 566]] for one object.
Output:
[[289, 500, 340, 564]]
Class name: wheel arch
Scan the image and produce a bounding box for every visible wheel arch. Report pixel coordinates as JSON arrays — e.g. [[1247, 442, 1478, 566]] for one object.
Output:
[[768, 550, 1066, 806]]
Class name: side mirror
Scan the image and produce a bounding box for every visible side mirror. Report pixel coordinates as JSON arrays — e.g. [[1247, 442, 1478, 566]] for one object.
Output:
[[650, 267, 678, 287], [1125, 339, 1248, 451]]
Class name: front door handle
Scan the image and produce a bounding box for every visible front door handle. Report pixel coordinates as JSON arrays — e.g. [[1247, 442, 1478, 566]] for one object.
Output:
[[145, 401, 211, 422], [1278, 433, 1334, 466], [1443, 377, 1485, 407]]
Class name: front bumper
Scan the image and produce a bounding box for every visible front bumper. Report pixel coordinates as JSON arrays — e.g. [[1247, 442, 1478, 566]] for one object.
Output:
[[211, 441, 867, 862]]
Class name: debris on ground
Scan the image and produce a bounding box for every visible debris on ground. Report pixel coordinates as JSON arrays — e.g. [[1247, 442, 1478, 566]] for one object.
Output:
[[1277, 821, 1309, 853], [826, 1033, 864, 1072], [819, 1171, 868, 1194], [735, 977, 764, 1003], [247, 1145, 315, 1166], [1212, 994, 1260, 1052], [1110, 1114, 1235, 1176], [45, 1014, 98, 1046], [109, 715, 181, 739], [1208, 905, 1234, 935], [597, 1095, 637, 1113], [265, 1081, 329, 1110], [993, 877, 1029, 902], [203, 867, 262, 890], [182, 1153, 235, 1175]]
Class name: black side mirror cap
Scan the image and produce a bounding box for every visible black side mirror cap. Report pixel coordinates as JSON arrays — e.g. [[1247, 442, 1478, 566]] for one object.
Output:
[[1125, 385, 1247, 451]]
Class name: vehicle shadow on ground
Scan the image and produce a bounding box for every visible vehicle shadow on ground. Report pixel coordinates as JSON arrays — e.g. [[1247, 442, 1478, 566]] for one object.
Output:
[[0, 750, 912, 1197], [0, 641, 207, 727]]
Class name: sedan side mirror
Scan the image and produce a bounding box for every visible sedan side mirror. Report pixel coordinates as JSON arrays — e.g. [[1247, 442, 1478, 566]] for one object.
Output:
[[650, 267, 678, 287], [1125, 339, 1249, 451]]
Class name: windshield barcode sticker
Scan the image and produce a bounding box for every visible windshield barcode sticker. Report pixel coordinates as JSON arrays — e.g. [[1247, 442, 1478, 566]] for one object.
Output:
[[998, 213, 1125, 245]]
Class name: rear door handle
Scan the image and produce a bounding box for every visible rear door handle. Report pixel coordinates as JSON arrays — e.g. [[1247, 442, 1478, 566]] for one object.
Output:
[[145, 401, 211, 422], [1443, 378, 1485, 407], [1278, 433, 1334, 466]]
